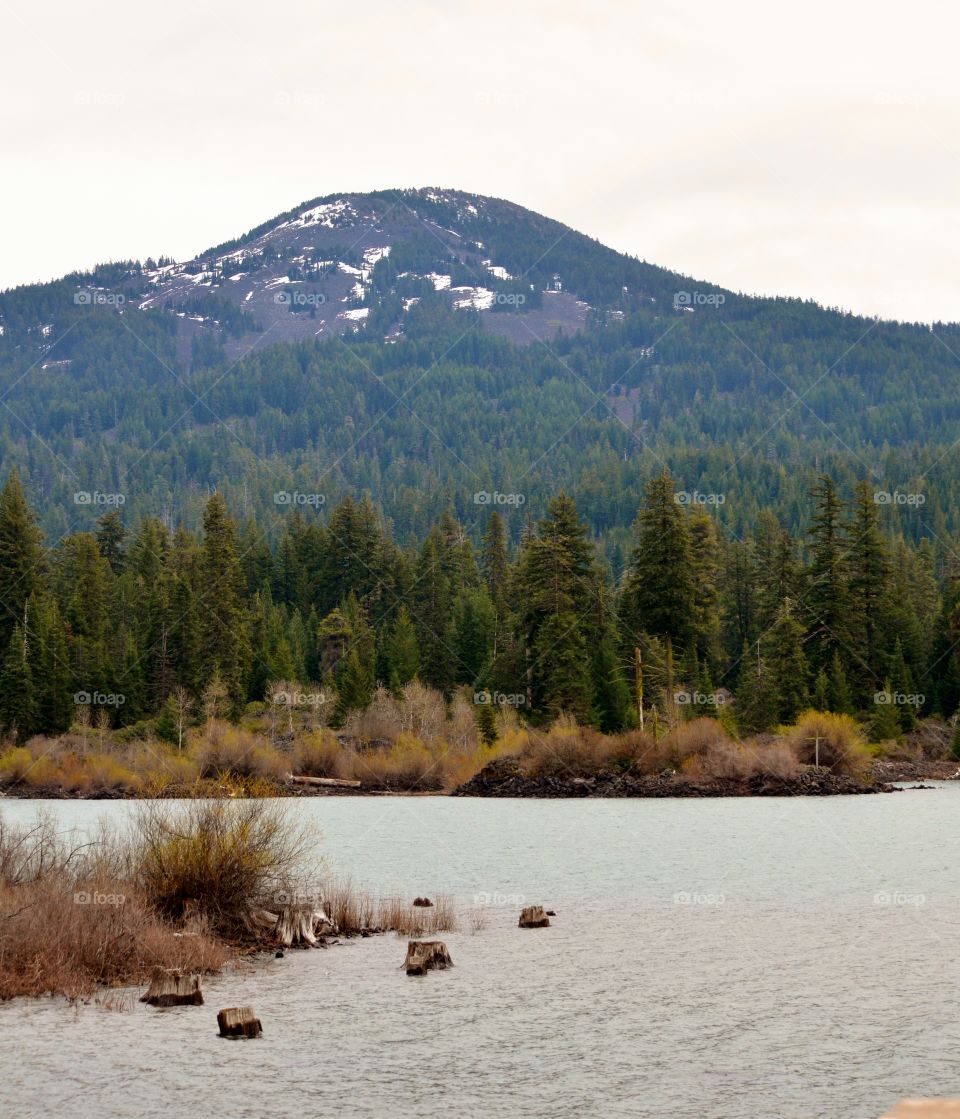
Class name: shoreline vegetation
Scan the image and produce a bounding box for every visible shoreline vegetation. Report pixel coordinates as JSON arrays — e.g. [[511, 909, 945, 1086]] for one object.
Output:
[[0, 701, 954, 801], [0, 800, 460, 1001]]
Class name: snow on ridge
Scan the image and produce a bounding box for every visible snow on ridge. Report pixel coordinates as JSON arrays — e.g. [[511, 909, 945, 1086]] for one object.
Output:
[[425, 273, 451, 291], [362, 245, 391, 267], [483, 261, 512, 281], [341, 308, 369, 322], [286, 199, 356, 230], [450, 285, 494, 311]]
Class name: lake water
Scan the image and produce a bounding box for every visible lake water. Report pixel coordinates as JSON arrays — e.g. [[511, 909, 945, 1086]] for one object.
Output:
[[1, 787, 959, 1119]]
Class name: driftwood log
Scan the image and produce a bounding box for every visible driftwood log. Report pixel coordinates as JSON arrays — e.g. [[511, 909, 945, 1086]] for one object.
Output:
[[140, 967, 204, 1007], [287, 774, 361, 789], [519, 905, 551, 928], [403, 940, 453, 976], [217, 1007, 262, 1038], [247, 904, 336, 947]]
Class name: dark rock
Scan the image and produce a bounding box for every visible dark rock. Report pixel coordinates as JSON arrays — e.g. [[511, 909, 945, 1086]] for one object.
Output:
[[452, 760, 897, 799]]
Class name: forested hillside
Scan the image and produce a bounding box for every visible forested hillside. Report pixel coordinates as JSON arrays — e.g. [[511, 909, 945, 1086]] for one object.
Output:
[[1, 188, 960, 571]]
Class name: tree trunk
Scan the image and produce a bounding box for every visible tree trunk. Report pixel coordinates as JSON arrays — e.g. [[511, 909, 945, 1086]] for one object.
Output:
[[217, 1007, 262, 1038], [403, 939, 453, 975], [519, 905, 551, 928], [140, 966, 203, 1007]]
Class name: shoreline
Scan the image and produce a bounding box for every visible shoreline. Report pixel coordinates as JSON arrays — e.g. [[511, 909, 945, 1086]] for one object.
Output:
[[3, 765, 947, 801]]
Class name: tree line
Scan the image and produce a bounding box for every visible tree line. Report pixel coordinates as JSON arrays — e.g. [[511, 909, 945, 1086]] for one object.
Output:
[[0, 466, 955, 744]]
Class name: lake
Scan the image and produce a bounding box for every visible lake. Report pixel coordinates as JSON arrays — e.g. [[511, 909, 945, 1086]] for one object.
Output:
[[1, 787, 958, 1119]]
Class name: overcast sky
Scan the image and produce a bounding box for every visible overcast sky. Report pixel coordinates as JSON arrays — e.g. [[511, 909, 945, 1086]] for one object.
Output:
[[3, 0, 959, 322]]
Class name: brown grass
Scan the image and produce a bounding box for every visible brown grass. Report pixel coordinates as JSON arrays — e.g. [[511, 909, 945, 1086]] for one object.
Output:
[[0, 813, 227, 1000], [323, 878, 458, 935]]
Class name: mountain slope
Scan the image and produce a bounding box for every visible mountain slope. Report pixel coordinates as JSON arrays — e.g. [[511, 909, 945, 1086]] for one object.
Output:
[[0, 188, 958, 554]]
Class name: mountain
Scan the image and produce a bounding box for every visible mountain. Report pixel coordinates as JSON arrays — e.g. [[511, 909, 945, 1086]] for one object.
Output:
[[1, 188, 959, 557]]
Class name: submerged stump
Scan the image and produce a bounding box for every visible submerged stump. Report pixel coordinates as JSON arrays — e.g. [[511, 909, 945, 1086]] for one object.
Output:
[[140, 967, 204, 1007], [519, 905, 551, 928], [217, 1007, 263, 1038], [403, 939, 453, 976]]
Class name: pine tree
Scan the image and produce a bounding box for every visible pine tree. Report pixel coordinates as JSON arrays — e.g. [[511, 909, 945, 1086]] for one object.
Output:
[[590, 629, 632, 733], [198, 493, 250, 711], [0, 623, 36, 742], [534, 611, 592, 722], [476, 700, 498, 746], [768, 598, 810, 723], [0, 469, 43, 652], [411, 528, 455, 695], [806, 476, 851, 675], [735, 642, 778, 733], [868, 679, 901, 742], [331, 598, 376, 725], [619, 470, 697, 651], [28, 594, 72, 733], [95, 509, 127, 576], [384, 605, 419, 691], [515, 494, 597, 720], [481, 510, 509, 609], [827, 651, 854, 714], [453, 588, 496, 685], [846, 480, 890, 701]]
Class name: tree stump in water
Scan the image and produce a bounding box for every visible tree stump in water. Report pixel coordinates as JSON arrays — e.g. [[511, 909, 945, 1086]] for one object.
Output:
[[217, 1007, 262, 1038], [519, 905, 551, 928], [247, 904, 335, 947], [412, 897, 434, 907], [140, 967, 204, 1007], [403, 940, 453, 975]]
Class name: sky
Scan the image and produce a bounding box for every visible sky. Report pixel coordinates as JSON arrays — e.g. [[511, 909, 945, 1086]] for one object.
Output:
[[2, 0, 959, 322]]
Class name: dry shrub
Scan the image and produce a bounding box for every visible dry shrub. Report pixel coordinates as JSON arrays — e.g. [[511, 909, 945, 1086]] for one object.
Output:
[[345, 734, 443, 790], [293, 730, 346, 779], [0, 813, 227, 1000], [195, 721, 288, 782], [662, 718, 733, 765], [780, 710, 872, 777], [342, 683, 453, 746], [752, 740, 801, 779], [132, 800, 317, 938], [520, 719, 647, 777]]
